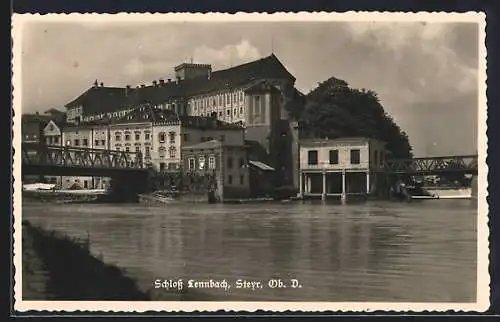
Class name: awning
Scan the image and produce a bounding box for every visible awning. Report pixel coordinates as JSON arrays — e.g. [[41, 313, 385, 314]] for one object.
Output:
[[248, 160, 275, 171]]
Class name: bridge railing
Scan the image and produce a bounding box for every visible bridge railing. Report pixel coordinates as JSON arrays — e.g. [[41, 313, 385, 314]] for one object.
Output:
[[22, 143, 143, 169], [384, 155, 478, 174]]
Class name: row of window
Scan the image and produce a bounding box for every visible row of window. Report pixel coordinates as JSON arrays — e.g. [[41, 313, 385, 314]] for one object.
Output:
[[307, 149, 361, 165], [192, 91, 244, 110], [114, 131, 179, 144], [113, 145, 177, 159], [307, 149, 385, 166], [195, 106, 245, 118], [186, 155, 245, 170]]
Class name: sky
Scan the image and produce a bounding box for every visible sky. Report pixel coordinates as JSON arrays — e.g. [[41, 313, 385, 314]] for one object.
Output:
[[19, 19, 480, 157]]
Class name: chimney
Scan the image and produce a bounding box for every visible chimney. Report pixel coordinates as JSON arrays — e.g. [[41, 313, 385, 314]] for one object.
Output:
[[208, 68, 212, 80], [159, 79, 165, 86], [125, 85, 131, 96], [141, 84, 145, 88], [100, 82, 104, 87], [176, 76, 181, 84], [167, 79, 172, 83], [94, 80, 99, 87], [153, 80, 157, 87]]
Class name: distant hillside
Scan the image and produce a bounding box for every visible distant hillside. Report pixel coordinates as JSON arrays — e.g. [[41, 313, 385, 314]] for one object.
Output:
[[296, 77, 413, 159]]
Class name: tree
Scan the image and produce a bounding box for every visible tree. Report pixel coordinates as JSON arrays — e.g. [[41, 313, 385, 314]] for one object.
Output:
[[299, 77, 413, 158]]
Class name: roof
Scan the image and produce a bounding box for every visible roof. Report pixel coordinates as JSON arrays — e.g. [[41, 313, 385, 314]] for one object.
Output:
[[181, 54, 295, 96], [178, 115, 244, 130], [65, 54, 295, 115], [112, 105, 244, 131], [45, 119, 71, 130], [300, 137, 387, 146], [249, 160, 275, 171], [22, 113, 52, 125], [182, 139, 244, 150], [65, 86, 131, 114], [111, 105, 179, 125], [44, 108, 65, 114]]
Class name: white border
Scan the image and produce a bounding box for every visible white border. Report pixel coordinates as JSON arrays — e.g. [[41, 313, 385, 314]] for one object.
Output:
[[12, 12, 489, 313]]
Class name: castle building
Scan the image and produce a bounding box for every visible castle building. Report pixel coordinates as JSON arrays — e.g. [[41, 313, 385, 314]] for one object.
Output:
[[63, 54, 305, 191]]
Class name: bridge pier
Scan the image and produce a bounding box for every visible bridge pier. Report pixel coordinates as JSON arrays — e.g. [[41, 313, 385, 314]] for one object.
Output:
[[108, 172, 153, 202]]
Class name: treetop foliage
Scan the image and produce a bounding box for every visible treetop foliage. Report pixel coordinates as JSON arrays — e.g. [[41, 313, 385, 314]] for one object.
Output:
[[295, 77, 413, 159]]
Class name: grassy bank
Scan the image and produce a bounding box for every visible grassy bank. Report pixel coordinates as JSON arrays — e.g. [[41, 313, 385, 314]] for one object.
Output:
[[22, 220, 149, 300], [22, 221, 221, 301]]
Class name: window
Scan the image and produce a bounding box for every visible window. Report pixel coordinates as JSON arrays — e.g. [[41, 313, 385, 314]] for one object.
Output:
[[240, 107, 243, 114], [101, 140, 105, 146], [95, 139, 99, 146], [240, 175, 244, 185], [135, 133, 140, 140], [329, 150, 339, 164], [125, 147, 130, 152], [160, 162, 166, 171], [188, 158, 195, 170], [198, 156, 205, 170], [226, 109, 230, 116], [159, 132, 166, 143], [54, 137, 59, 144], [159, 147, 166, 158], [82, 139, 88, 146], [350, 149, 361, 164], [46, 137, 52, 145], [227, 156, 234, 169], [373, 150, 379, 165], [208, 156, 216, 169], [183, 133, 189, 142], [145, 146, 151, 157], [145, 133, 150, 140], [74, 139, 80, 146], [125, 134, 131, 141], [169, 131, 176, 143], [240, 92, 244, 101], [115, 134, 121, 141], [219, 111, 223, 117], [227, 175, 233, 185], [135, 146, 140, 153], [239, 157, 245, 168], [169, 147, 176, 158], [308, 150, 318, 165]]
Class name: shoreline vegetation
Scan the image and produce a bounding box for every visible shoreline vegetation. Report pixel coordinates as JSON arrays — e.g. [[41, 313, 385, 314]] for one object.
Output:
[[21, 220, 218, 301]]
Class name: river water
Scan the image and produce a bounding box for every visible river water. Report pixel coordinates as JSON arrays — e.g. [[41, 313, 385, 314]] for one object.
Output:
[[22, 199, 477, 302]]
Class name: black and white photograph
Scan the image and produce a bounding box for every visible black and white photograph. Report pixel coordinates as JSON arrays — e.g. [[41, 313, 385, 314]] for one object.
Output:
[[12, 12, 488, 312]]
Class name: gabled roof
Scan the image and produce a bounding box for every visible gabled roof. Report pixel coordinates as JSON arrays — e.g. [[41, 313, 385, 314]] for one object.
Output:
[[182, 54, 295, 96], [44, 119, 70, 131]]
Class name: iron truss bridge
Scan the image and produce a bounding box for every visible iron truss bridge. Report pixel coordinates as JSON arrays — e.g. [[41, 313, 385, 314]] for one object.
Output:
[[21, 143, 144, 174], [384, 155, 478, 175]]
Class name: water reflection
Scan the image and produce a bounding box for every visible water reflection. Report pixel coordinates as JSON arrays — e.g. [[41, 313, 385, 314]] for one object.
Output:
[[22, 200, 477, 302]]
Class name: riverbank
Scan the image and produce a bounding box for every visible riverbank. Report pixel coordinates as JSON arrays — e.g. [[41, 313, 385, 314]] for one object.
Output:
[[21, 221, 220, 301]]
